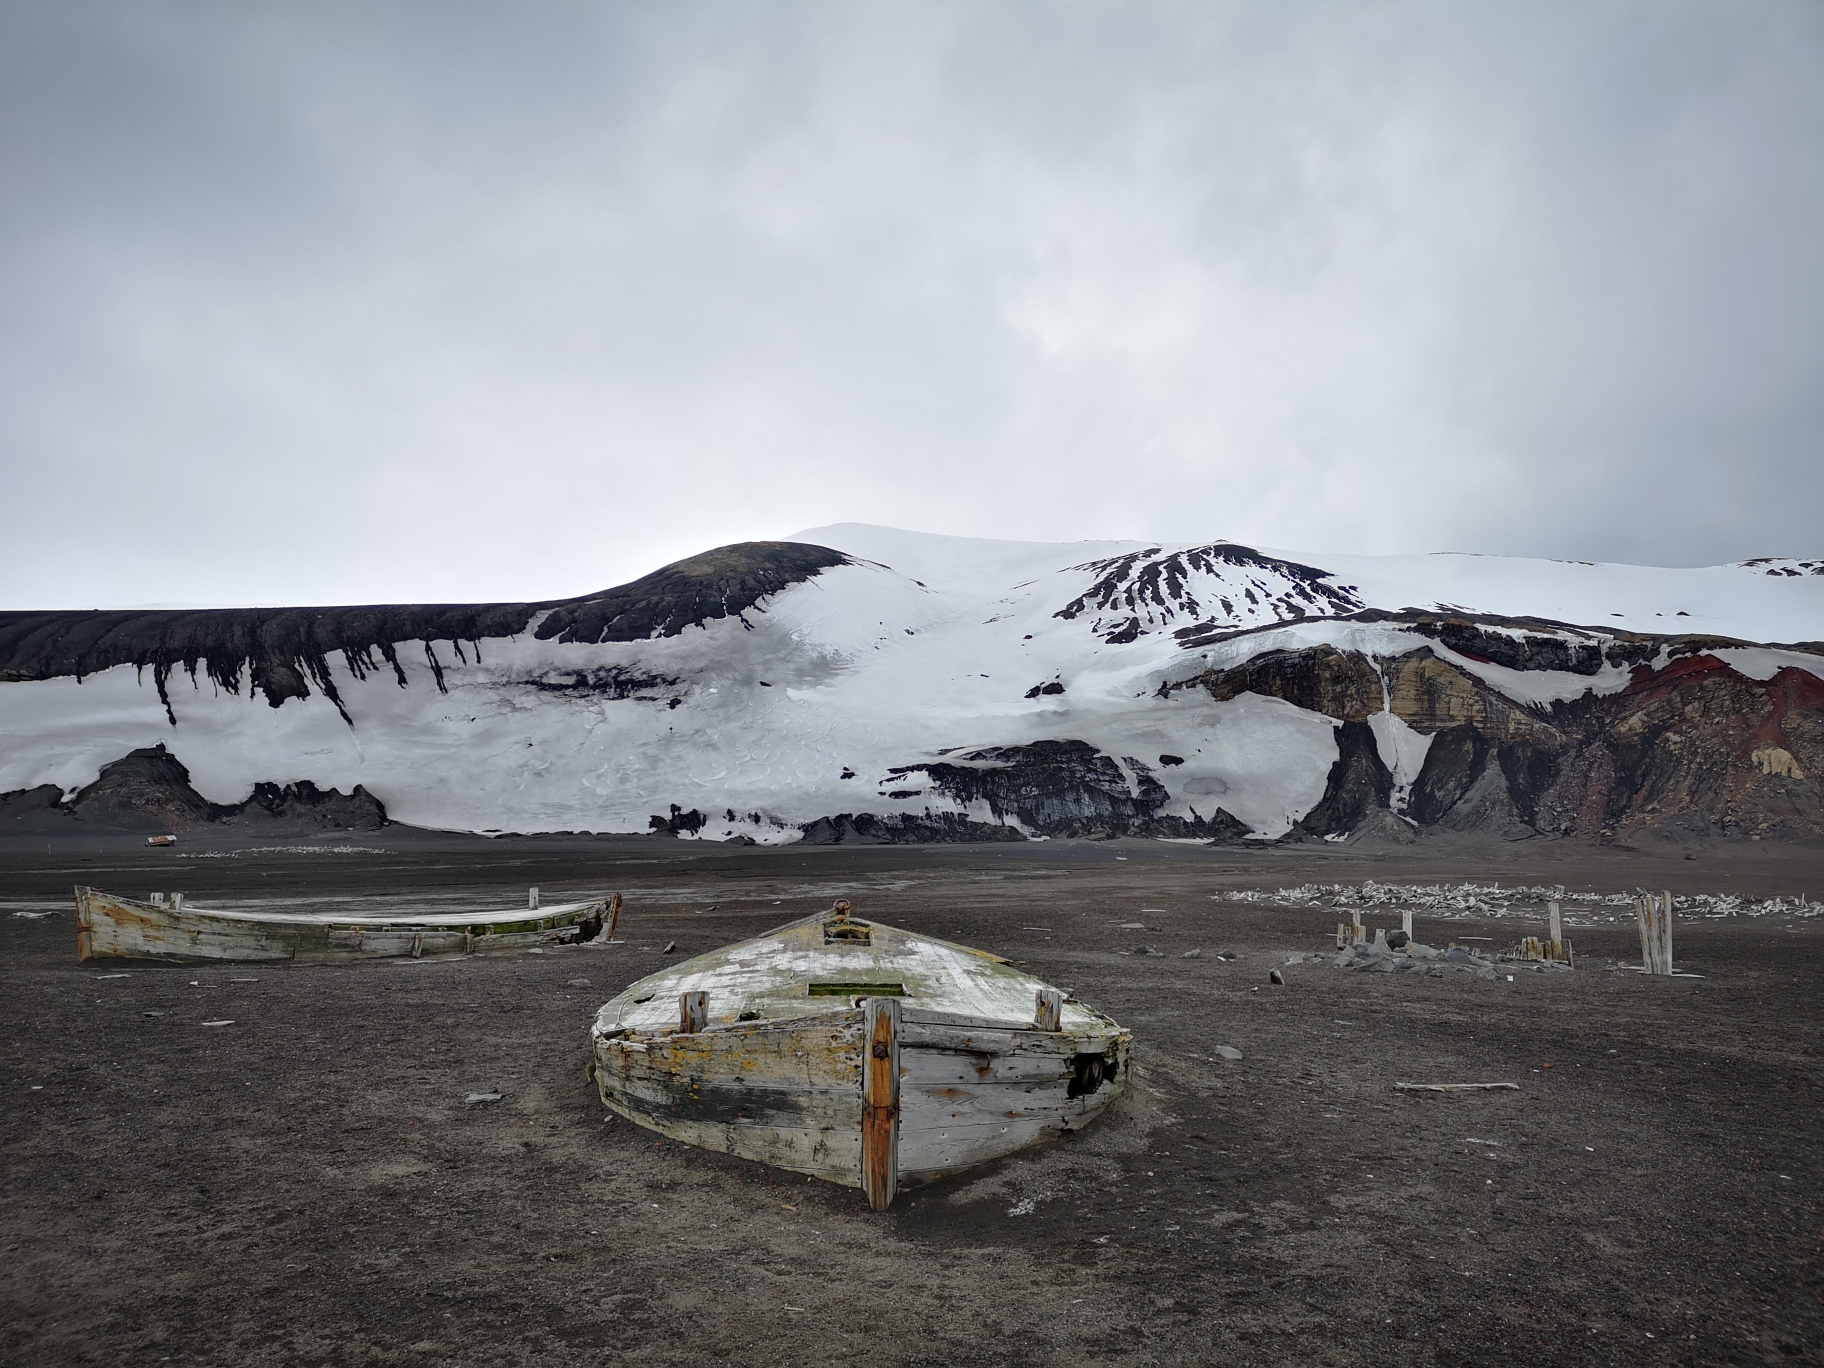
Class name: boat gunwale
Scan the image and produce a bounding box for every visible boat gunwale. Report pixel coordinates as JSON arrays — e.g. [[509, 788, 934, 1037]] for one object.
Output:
[[76, 885, 607, 930]]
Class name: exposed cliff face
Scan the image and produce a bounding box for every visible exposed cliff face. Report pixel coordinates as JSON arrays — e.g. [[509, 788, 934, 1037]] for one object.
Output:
[[1190, 641, 1824, 847], [1200, 646, 1385, 722]]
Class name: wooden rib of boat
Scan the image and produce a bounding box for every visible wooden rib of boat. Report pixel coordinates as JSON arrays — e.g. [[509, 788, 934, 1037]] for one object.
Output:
[[587, 901, 1130, 1210], [73, 886, 617, 964]]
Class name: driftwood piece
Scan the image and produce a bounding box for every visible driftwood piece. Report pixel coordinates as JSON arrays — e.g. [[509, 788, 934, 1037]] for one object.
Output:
[[1394, 1081, 1519, 1093]]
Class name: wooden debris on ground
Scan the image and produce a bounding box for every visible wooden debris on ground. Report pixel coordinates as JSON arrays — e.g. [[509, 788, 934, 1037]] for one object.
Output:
[[1394, 1082, 1520, 1093]]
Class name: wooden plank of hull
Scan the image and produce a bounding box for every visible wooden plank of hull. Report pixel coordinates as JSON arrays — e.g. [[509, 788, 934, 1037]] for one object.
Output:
[[590, 1004, 1130, 1193], [591, 1012, 869, 1186], [74, 887, 606, 964], [896, 1030, 1129, 1184]]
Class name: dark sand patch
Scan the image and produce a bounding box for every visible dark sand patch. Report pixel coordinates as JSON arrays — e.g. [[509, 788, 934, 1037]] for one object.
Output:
[[3, 834, 1820, 1366]]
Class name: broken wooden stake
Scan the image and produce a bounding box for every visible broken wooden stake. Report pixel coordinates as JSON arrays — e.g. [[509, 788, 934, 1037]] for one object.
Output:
[[679, 990, 708, 1033], [1635, 893, 1674, 975], [1401, 909, 1414, 940], [861, 997, 900, 1212], [606, 891, 623, 941], [528, 887, 540, 910], [1034, 987, 1064, 1032], [1544, 900, 1571, 964]]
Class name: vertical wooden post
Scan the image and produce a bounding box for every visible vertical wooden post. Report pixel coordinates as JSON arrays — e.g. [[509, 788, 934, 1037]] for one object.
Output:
[[529, 887, 540, 910], [1662, 890, 1673, 973], [861, 997, 900, 1212], [1336, 922, 1347, 950], [1548, 900, 1562, 946], [679, 990, 708, 1033], [1401, 910, 1414, 940], [1635, 897, 1652, 971], [1351, 910, 1363, 945], [1034, 988, 1064, 1031], [606, 891, 623, 941]]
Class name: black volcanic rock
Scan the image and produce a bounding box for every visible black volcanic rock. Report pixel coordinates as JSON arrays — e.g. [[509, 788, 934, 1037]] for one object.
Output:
[[535, 542, 848, 645], [1409, 726, 1494, 825], [905, 740, 1167, 838], [0, 784, 72, 833], [797, 812, 1026, 844], [225, 779, 388, 831], [1056, 543, 1364, 625], [67, 745, 221, 831], [1290, 720, 1397, 839], [2, 743, 391, 834]]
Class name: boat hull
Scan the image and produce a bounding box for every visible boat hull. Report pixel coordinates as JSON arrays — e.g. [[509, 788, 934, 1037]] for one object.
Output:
[[588, 1004, 1130, 1189], [73, 886, 609, 964]]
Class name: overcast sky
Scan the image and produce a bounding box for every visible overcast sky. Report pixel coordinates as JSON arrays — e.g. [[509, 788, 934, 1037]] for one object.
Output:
[[3, 2, 1821, 608]]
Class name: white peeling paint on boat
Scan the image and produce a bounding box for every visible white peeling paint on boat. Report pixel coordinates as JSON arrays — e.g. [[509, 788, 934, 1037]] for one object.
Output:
[[588, 907, 1131, 1203]]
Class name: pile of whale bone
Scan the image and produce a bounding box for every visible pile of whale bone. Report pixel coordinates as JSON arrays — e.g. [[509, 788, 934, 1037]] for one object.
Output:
[[1283, 939, 1568, 978], [1217, 882, 1822, 924]]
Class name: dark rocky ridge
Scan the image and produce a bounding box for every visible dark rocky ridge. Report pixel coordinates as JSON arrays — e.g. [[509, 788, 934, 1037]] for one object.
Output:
[[0, 541, 847, 723], [1057, 543, 1365, 642], [884, 741, 1250, 841], [0, 745, 388, 835]]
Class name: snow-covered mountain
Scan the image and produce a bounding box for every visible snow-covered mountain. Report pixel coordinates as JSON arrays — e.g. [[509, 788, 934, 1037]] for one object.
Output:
[[3, 525, 1821, 846]]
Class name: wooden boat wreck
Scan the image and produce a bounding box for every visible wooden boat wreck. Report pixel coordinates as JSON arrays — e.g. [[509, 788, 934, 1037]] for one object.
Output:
[[73, 886, 618, 964], [587, 901, 1130, 1210]]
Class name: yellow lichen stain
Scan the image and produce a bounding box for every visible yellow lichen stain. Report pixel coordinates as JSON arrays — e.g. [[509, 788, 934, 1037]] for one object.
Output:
[[1752, 746, 1803, 779]]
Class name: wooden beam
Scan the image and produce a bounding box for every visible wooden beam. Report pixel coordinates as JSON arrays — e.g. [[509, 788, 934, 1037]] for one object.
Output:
[[861, 997, 900, 1211], [528, 887, 540, 910], [679, 990, 708, 1033], [606, 891, 623, 941], [1034, 988, 1064, 1032]]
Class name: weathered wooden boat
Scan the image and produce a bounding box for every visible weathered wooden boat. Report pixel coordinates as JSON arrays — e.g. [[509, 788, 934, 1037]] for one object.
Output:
[[73, 886, 618, 963], [587, 901, 1131, 1209]]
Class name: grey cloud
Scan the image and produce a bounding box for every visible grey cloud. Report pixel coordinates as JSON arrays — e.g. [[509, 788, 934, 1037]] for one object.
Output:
[[2, 1, 1820, 608]]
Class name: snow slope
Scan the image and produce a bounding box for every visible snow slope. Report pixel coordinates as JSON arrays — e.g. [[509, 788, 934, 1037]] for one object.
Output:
[[2, 526, 1820, 840]]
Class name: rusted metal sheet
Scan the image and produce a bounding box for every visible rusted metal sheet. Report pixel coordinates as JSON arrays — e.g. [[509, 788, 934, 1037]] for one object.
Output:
[[587, 904, 1131, 1206], [73, 886, 611, 964]]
